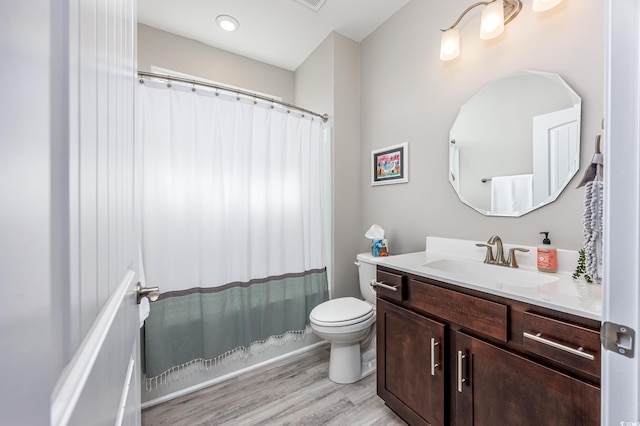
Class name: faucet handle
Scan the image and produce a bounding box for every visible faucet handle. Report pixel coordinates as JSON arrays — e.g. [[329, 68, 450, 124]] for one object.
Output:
[[475, 243, 495, 264], [506, 247, 530, 268]]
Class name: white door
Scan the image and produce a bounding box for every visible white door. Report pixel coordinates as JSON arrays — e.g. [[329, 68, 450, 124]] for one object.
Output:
[[0, 0, 141, 424], [50, 0, 141, 423], [531, 105, 581, 206], [602, 0, 640, 424]]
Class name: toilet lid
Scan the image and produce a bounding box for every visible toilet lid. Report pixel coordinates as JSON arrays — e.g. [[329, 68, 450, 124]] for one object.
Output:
[[310, 297, 373, 326]]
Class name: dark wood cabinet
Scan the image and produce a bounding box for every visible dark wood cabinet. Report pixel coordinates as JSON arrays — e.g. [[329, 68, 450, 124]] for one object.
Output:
[[377, 299, 447, 426], [375, 267, 601, 426], [454, 331, 600, 426]]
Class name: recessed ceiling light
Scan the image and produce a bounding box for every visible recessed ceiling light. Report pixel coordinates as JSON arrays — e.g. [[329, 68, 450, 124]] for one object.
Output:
[[216, 15, 239, 32]]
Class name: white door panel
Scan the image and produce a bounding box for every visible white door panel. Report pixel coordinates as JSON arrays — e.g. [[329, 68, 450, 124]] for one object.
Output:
[[532, 105, 580, 205], [50, 0, 140, 423], [603, 1, 640, 423], [51, 272, 140, 425]]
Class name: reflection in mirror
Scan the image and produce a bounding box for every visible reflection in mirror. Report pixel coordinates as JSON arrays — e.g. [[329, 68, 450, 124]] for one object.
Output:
[[449, 70, 581, 217]]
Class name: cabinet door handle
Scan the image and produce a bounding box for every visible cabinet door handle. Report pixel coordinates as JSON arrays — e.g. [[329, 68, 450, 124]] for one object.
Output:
[[457, 350, 466, 393], [524, 332, 595, 361], [370, 280, 398, 292], [430, 338, 440, 376]]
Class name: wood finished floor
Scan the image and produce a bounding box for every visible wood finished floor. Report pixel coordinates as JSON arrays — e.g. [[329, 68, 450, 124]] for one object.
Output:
[[142, 346, 406, 426]]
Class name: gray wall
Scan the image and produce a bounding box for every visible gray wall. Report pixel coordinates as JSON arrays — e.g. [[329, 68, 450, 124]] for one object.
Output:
[[360, 1, 604, 254], [296, 33, 362, 298], [138, 24, 295, 103]]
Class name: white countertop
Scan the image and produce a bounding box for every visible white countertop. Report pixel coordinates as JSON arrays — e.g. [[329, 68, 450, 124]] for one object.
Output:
[[371, 237, 603, 322]]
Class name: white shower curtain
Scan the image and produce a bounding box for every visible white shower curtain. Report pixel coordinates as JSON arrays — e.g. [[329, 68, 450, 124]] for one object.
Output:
[[137, 79, 328, 385]]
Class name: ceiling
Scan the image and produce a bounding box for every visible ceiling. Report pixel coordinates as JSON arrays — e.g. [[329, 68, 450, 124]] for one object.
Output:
[[137, 0, 411, 71]]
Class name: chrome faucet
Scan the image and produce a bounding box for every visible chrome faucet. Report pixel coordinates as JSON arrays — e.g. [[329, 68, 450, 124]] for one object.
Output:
[[476, 235, 529, 268]]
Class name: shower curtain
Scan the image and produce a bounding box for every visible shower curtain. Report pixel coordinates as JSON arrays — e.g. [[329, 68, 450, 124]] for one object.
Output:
[[137, 79, 329, 386]]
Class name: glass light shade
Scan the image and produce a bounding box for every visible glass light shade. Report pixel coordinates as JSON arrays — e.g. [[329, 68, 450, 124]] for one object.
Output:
[[480, 1, 505, 40], [532, 0, 562, 12], [440, 29, 460, 61]]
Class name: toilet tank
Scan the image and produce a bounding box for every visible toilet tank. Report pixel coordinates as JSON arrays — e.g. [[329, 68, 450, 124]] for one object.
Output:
[[356, 253, 378, 305]]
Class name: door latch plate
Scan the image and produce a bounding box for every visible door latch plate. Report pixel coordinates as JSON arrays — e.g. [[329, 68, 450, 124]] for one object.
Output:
[[601, 321, 635, 358]]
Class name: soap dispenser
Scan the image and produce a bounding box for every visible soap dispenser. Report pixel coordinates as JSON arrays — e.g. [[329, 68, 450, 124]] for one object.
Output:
[[537, 232, 557, 273]]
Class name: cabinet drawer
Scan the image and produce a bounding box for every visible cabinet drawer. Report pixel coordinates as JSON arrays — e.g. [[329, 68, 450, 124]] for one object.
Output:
[[375, 270, 406, 302], [410, 279, 508, 342], [523, 312, 601, 377]]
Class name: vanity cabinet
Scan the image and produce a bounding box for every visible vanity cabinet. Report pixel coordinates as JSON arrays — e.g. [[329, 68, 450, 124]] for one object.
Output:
[[377, 299, 447, 426], [375, 267, 601, 426]]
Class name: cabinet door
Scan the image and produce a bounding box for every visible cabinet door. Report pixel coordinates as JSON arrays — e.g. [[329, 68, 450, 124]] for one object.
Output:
[[377, 299, 446, 426], [454, 332, 600, 426]]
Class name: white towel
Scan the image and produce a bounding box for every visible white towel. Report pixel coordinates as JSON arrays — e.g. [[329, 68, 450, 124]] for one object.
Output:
[[491, 174, 533, 214]]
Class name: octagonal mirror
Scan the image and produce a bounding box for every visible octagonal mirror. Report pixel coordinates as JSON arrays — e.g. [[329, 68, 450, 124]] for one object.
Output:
[[449, 70, 581, 217]]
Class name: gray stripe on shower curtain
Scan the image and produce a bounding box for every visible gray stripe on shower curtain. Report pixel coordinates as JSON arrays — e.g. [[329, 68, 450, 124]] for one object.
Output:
[[144, 269, 328, 379]]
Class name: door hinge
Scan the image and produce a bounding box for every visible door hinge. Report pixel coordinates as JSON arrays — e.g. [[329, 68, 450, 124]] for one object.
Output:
[[601, 321, 635, 358]]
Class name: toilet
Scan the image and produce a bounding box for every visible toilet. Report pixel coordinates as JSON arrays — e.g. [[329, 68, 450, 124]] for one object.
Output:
[[309, 253, 378, 384]]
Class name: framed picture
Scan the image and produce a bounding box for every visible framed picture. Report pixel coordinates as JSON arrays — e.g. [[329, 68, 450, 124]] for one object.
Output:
[[371, 142, 409, 186]]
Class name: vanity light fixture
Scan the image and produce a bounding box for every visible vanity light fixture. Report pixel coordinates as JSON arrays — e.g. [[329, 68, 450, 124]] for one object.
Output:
[[440, 0, 562, 61], [216, 15, 239, 32], [440, 0, 521, 61]]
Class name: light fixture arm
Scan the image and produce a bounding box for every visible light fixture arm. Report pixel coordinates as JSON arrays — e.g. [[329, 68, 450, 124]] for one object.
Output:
[[440, 0, 522, 32]]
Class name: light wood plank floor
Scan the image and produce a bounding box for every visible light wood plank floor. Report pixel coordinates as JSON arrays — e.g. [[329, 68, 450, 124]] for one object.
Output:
[[142, 346, 406, 426]]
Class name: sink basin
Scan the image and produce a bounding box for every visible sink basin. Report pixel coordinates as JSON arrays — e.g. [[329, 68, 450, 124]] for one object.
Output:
[[422, 258, 558, 289]]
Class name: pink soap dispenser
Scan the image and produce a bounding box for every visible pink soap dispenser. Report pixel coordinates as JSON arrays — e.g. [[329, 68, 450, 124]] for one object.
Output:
[[537, 232, 557, 273]]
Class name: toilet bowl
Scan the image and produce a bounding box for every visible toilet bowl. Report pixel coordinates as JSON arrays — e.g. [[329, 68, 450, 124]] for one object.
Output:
[[309, 253, 379, 384]]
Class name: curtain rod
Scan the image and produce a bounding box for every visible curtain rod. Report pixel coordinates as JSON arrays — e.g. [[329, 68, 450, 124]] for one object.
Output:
[[137, 71, 329, 123]]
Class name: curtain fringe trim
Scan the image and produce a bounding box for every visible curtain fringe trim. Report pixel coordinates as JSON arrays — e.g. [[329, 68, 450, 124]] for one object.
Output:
[[144, 325, 314, 390]]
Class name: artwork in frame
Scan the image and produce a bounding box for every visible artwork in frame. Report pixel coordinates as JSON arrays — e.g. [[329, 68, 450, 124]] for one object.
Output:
[[371, 142, 409, 186]]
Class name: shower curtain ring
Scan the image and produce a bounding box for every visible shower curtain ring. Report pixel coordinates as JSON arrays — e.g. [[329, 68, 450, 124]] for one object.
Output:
[[192, 82, 196, 92]]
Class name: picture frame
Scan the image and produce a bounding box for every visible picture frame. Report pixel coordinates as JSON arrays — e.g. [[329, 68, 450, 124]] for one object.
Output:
[[371, 142, 409, 186]]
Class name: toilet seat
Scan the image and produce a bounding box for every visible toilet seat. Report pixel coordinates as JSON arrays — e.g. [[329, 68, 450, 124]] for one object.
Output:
[[310, 297, 374, 327]]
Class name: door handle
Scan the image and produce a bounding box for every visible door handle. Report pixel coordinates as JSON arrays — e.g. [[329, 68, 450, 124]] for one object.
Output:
[[136, 282, 160, 304], [524, 332, 595, 360], [370, 280, 398, 292], [430, 338, 440, 376], [457, 350, 466, 393]]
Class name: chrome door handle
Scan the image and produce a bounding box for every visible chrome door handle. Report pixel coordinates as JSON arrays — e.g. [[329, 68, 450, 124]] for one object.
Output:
[[430, 338, 440, 376], [524, 332, 595, 361], [136, 282, 160, 304], [370, 280, 397, 292], [457, 350, 466, 393]]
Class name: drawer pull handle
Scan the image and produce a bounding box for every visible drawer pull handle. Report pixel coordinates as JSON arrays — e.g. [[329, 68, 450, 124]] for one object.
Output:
[[524, 332, 595, 361], [457, 350, 466, 393], [370, 280, 398, 292], [430, 338, 440, 376]]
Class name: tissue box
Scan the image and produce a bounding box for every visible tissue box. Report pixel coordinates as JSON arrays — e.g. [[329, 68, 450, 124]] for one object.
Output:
[[372, 239, 389, 257]]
